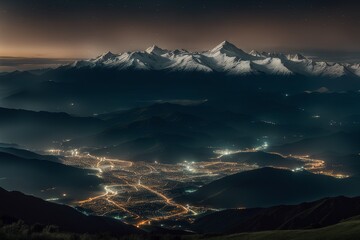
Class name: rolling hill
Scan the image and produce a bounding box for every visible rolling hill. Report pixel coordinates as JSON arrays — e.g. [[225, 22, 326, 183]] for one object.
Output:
[[179, 167, 360, 208], [192, 196, 360, 234]]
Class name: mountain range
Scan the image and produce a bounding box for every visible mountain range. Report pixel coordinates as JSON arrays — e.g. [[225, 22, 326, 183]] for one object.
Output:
[[64, 41, 360, 78]]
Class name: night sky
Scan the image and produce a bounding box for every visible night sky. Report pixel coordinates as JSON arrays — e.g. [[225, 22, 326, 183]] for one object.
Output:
[[1, 0, 360, 70]]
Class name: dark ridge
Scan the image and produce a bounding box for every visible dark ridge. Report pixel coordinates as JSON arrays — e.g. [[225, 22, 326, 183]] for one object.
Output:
[[193, 196, 360, 234], [0, 187, 141, 235], [179, 167, 360, 208]]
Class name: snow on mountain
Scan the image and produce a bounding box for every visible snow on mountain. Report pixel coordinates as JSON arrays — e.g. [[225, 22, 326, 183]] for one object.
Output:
[[64, 41, 360, 78], [70, 60, 95, 68], [208, 41, 255, 60], [291, 61, 351, 77], [346, 63, 360, 77], [166, 54, 213, 72], [249, 50, 263, 58], [316, 62, 351, 77], [253, 58, 293, 75], [209, 54, 255, 75], [145, 45, 169, 56], [286, 53, 307, 61], [94, 51, 119, 63], [119, 51, 169, 70]]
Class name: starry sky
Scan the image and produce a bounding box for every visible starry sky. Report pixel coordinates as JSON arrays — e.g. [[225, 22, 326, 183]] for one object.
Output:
[[0, 0, 360, 70]]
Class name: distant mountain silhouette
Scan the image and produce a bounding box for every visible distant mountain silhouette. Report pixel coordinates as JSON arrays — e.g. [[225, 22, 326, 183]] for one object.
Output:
[[220, 151, 302, 169], [0, 71, 40, 96], [271, 132, 360, 155], [97, 102, 310, 145], [66, 102, 333, 162], [98, 102, 252, 126], [2, 67, 360, 116], [66, 108, 255, 162], [0, 107, 106, 149], [0, 146, 59, 162], [288, 91, 360, 119], [179, 167, 360, 208], [193, 196, 360, 234], [0, 187, 140, 235], [0, 151, 102, 201], [91, 134, 213, 163]]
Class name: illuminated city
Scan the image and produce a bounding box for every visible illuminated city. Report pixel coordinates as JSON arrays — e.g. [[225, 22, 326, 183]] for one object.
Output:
[[49, 148, 254, 227], [42, 141, 350, 228]]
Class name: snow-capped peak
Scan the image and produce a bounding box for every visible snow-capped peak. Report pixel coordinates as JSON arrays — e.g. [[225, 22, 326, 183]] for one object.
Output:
[[287, 53, 307, 61], [249, 50, 263, 57], [64, 42, 360, 78], [95, 51, 118, 61], [146, 45, 168, 55], [210, 41, 237, 52], [209, 41, 251, 59]]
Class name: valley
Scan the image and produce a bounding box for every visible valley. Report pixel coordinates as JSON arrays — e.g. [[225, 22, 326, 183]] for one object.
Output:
[[42, 141, 353, 230], [51, 149, 255, 227]]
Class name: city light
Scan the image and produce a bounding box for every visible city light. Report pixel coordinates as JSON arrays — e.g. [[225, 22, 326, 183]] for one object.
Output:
[[45, 145, 350, 228], [59, 150, 254, 226]]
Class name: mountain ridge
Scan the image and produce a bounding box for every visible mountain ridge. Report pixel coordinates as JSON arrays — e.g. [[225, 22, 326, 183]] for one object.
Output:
[[178, 167, 360, 208], [64, 41, 360, 78]]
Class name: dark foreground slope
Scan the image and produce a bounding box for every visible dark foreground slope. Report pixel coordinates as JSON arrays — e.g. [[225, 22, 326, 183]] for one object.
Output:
[[179, 167, 360, 208], [194, 217, 360, 240], [0, 187, 140, 235], [193, 196, 360, 234]]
